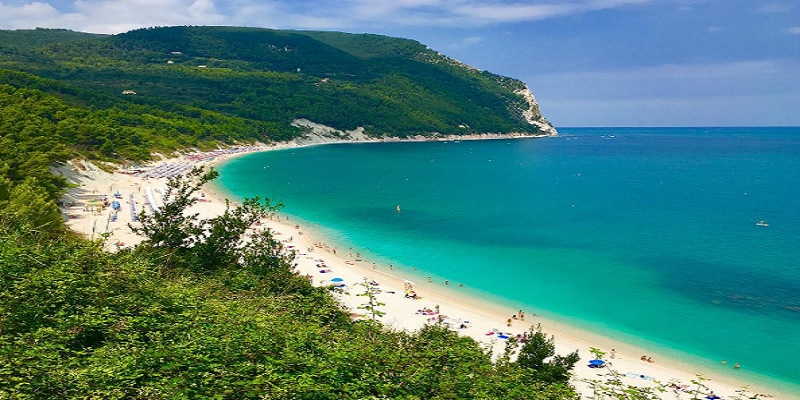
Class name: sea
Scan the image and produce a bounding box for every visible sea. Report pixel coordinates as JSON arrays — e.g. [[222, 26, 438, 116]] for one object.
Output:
[[217, 127, 800, 395]]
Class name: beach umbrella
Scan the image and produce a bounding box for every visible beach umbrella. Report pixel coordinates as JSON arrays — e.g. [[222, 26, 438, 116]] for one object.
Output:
[[331, 277, 344, 282], [588, 359, 606, 367]]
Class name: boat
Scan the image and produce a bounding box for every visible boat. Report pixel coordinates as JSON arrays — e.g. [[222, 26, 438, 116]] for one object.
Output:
[[395, 204, 401, 213], [755, 220, 769, 227]]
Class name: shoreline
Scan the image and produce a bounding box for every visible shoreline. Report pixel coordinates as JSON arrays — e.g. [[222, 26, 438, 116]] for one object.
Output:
[[205, 183, 792, 399], [60, 136, 794, 399]]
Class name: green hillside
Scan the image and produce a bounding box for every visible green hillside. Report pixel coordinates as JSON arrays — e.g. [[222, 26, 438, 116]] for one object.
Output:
[[0, 27, 582, 399], [0, 26, 551, 157]]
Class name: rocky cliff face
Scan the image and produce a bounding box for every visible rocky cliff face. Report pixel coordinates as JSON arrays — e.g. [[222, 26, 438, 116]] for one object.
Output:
[[418, 50, 557, 137], [515, 87, 558, 136]]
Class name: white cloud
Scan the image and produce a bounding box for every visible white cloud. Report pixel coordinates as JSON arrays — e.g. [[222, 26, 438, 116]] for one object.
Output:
[[787, 26, 800, 35], [0, 0, 229, 32], [0, 0, 654, 33], [0, 2, 63, 29]]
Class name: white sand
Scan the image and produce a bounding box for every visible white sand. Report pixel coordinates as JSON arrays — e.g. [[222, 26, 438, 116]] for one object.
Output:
[[58, 141, 788, 400]]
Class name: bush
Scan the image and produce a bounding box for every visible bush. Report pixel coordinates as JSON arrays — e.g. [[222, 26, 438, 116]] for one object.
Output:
[[0, 171, 578, 399]]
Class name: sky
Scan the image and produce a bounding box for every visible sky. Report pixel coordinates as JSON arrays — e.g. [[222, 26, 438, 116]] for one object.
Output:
[[0, 0, 798, 127]]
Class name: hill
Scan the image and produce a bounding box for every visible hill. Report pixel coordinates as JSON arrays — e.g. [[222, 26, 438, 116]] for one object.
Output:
[[0, 27, 579, 399], [0, 26, 555, 158]]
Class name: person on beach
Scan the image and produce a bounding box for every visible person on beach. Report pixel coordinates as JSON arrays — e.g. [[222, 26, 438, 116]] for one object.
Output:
[[610, 348, 616, 359], [519, 310, 525, 321], [506, 318, 512, 327]]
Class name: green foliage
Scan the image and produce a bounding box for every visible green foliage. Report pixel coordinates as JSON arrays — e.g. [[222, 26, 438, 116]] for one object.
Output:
[[357, 278, 386, 321], [582, 354, 665, 400], [689, 374, 712, 400], [515, 324, 581, 384], [731, 386, 773, 400], [0, 26, 572, 399], [130, 166, 295, 279], [0, 178, 63, 234], [589, 346, 607, 360], [0, 28, 100, 50], [0, 25, 549, 236], [0, 171, 579, 399], [0, 25, 544, 139]]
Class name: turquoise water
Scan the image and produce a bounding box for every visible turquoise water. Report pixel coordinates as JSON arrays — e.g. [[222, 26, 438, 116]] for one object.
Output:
[[218, 127, 800, 394]]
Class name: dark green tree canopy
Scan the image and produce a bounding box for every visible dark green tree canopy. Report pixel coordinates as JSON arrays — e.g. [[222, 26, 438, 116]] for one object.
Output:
[[0, 25, 549, 143]]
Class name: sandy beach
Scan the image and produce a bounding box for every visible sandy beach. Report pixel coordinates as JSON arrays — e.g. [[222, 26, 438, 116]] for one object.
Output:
[[58, 138, 789, 400]]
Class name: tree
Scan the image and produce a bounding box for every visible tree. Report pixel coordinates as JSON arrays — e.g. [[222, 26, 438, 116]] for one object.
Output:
[[131, 166, 288, 274], [689, 374, 711, 400], [0, 177, 63, 234], [130, 166, 217, 251], [589, 347, 607, 361], [516, 324, 580, 384], [191, 197, 276, 271], [581, 347, 664, 400], [357, 278, 386, 321], [0, 168, 579, 400]]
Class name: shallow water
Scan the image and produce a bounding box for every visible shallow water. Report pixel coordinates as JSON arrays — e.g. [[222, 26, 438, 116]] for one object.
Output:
[[218, 127, 800, 393]]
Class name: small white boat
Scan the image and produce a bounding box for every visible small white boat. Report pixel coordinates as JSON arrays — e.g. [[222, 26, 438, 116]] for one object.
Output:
[[755, 220, 769, 227]]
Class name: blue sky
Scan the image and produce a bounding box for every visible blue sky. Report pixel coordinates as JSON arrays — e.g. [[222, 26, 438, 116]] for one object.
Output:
[[0, 0, 798, 126]]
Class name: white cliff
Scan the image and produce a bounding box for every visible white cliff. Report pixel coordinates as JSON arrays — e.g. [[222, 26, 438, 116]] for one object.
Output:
[[515, 87, 558, 136]]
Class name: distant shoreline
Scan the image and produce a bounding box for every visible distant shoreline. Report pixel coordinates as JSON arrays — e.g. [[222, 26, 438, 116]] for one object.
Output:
[[207, 140, 793, 400], [60, 133, 794, 400]]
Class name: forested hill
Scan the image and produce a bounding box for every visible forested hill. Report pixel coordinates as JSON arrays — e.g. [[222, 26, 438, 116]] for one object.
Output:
[[0, 27, 583, 400], [0, 26, 555, 159]]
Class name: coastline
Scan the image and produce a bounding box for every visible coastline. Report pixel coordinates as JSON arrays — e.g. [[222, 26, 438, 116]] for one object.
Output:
[[60, 136, 794, 399], [204, 182, 792, 400]]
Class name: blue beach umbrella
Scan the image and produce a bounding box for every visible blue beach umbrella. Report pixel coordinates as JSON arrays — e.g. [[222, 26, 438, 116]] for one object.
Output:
[[588, 359, 606, 367], [331, 277, 344, 282]]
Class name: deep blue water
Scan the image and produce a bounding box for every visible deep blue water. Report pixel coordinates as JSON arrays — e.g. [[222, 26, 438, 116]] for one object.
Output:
[[218, 127, 800, 393]]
